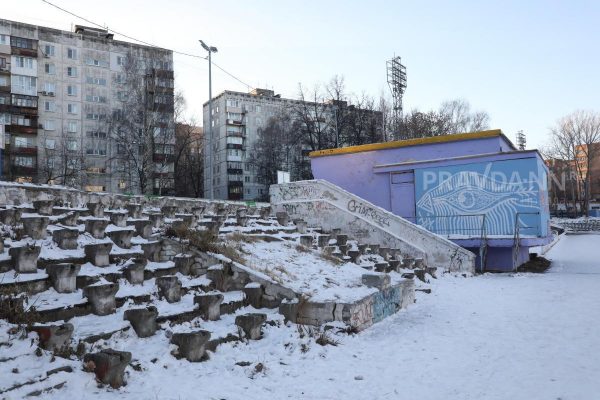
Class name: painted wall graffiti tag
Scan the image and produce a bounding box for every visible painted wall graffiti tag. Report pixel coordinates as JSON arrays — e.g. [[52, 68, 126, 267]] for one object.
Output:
[[276, 184, 320, 201], [347, 199, 391, 227]]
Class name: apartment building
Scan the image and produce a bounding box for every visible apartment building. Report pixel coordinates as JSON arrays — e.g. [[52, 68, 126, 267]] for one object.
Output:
[[0, 19, 175, 194], [203, 88, 383, 201]]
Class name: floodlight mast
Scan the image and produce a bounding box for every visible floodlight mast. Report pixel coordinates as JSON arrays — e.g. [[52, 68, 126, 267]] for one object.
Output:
[[200, 40, 218, 200]]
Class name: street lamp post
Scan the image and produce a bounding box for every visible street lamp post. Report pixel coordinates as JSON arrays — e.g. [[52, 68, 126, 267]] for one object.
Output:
[[200, 40, 218, 200]]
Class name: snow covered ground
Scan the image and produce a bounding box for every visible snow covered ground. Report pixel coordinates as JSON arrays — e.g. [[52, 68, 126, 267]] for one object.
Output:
[[2, 234, 600, 399]]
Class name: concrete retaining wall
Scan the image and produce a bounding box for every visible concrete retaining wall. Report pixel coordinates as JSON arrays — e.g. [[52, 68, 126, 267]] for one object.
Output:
[[270, 180, 476, 272], [279, 279, 415, 331]]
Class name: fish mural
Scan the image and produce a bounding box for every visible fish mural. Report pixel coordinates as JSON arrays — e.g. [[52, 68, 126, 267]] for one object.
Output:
[[416, 171, 540, 236]]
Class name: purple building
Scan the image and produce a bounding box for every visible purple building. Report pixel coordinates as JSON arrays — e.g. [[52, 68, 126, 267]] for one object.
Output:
[[310, 130, 552, 271]]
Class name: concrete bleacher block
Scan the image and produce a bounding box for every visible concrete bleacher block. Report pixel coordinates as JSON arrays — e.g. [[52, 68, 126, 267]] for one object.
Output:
[[46, 263, 81, 293], [357, 243, 369, 255], [161, 205, 178, 218], [32, 199, 54, 216], [83, 282, 119, 316], [347, 250, 360, 263], [336, 234, 348, 246], [243, 283, 264, 309], [57, 211, 79, 226], [87, 202, 105, 218], [108, 211, 128, 227], [170, 330, 211, 362], [22, 216, 49, 240], [30, 323, 74, 351], [141, 241, 162, 262], [126, 203, 142, 219], [146, 212, 163, 228], [174, 254, 193, 275], [299, 235, 313, 248], [84, 242, 113, 267], [123, 306, 158, 338], [123, 258, 147, 285], [107, 229, 135, 249], [52, 227, 79, 250], [85, 218, 109, 239], [317, 235, 331, 248], [194, 293, 224, 321], [156, 275, 182, 303], [275, 211, 289, 226], [0, 208, 22, 225], [83, 349, 132, 388], [235, 313, 267, 340], [9, 244, 41, 273]]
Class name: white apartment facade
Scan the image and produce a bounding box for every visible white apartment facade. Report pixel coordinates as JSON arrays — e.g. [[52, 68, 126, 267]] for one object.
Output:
[[0, 19, 175, 194]]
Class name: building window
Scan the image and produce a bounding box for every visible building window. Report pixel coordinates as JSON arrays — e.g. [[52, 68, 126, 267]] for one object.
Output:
[[67, 139, 78, 150], [67, 66, 77, 77], [67, 85, 77, 96], [14, 56, 34, 69], [67, 121, 78, 133], [44, 100, 55, 112], [0, 113, 9, 124], [44, 120, 55, 131], [85, 95, 106, 103], [45, 138, 56, 149], [118, 180, 126, 189], [11, 37, 34, 50], [44, 82, 56, 93], [0, 35, 7, 45], [11, 75, 37, 96], [44, 63, 55, 75], [86, 77, 107, 86], [116, 56, 125, 66], [0, 76, 9, 87], [43, 44, 55, 57], [14, 156, 34, 167], [67, 48, 77, 60], [67, 103, 77, 114]]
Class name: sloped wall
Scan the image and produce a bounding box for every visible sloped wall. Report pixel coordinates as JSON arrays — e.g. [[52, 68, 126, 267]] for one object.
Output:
[[270, 180, 476, 272]]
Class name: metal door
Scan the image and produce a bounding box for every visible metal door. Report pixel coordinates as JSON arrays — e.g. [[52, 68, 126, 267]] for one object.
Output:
[[390, 171, 416, 222]]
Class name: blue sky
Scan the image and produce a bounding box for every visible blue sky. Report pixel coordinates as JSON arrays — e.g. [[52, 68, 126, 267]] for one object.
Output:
[[5, 0, 600, 148]]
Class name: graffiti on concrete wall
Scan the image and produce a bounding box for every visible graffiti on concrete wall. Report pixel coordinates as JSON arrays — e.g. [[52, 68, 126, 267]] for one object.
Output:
[[347, 199, 391, 228], [415, 159, 544, 236]]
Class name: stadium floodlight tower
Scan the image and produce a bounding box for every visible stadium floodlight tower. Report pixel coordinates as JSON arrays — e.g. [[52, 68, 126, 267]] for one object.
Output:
[[386, 56, 407, 139], [516, 130, 527, 150], [200, 40, 218, 200]]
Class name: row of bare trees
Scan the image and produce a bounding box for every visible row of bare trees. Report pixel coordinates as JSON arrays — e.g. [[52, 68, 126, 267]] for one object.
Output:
[[249, 75, 491, 199], [544, 110, 600, 216]]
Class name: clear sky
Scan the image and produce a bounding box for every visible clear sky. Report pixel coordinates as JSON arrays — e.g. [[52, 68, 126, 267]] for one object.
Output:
[[5, 0, 600, 148]]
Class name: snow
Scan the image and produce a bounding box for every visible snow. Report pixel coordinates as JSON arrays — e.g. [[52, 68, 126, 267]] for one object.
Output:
[[241, 240, 382, 302], [1, 234, 600, 399]]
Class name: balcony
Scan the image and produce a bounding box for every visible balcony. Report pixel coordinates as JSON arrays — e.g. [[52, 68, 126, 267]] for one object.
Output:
[[0, 64, 10, 75], [11, 146, 38, 155], [226, 143, 244, 150], [226, 119, 245, 126], [10, 165, 37, 176], [11, 47, 37, 58], [8, 124, 38, 135], [227, 168, 243, 175]]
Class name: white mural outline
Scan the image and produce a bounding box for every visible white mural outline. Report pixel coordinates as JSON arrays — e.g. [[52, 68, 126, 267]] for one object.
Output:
[[416, 171, 539, 236]]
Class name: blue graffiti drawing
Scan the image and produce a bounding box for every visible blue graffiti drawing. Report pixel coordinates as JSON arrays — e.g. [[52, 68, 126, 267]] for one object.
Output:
[[417, 171, 539, 236]]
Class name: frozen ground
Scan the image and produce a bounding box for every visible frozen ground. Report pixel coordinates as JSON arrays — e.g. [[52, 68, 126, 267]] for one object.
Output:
[[2, 234, 599, 400]]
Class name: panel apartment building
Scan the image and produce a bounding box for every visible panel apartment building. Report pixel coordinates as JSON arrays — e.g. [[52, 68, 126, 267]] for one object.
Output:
[[0, 19, 175, 194], [203, 88, 382, 201]]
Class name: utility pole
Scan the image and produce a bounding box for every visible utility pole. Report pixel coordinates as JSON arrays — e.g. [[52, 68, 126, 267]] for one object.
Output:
[[200, 40, 218, 200]]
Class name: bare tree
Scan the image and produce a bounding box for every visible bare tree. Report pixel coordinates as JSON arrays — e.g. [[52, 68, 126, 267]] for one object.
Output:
[[39, 130, 84, 187], [398, 99, 490, 140], [107, 51, 175, 195], [174, 121, 204, 198], [550, 110, 600, 216]]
